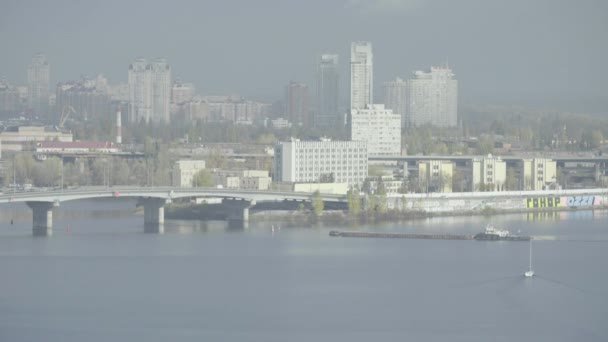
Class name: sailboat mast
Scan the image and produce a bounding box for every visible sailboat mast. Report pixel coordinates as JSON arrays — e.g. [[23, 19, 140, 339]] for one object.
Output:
[[529, 241, 533, 270]]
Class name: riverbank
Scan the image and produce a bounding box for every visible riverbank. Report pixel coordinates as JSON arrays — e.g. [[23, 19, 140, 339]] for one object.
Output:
[[165, 201, 608, 225]]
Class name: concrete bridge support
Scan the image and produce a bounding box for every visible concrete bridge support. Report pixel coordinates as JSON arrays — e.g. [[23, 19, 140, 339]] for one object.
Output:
[[26, 201, 55, 236], [223, 199, 256, 229], [142, 198, 168, 233]]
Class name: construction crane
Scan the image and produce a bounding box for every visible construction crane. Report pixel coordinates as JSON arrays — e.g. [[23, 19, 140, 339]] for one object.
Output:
[[59, 105, 76, 128]]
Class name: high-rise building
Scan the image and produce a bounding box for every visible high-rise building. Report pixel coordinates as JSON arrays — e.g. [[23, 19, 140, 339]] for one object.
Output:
[[383, 77, 408, 128], [56, 75, 110, 122], [149, 58, 171, 123], [315, 54, 339, 128], [0, 78, 22, 117], [350, 42, 373, 110], [285, 82, 310, 127], [128, 58, 171, 124], [408, 66, 458, 127], [27, 54, 50, 116], [348, 104, 401, 156], [128, 58, 151, 123], [273, 139, 368, 187]]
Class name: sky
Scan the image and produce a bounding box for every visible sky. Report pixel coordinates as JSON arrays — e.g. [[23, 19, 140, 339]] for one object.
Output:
[[1, 0, 607, 110]]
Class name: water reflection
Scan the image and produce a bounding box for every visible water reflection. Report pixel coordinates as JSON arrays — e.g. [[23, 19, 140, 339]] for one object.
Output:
[[526, 210, 599, 222]]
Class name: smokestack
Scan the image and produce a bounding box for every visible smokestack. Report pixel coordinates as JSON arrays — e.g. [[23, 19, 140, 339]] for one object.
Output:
[[116, 107, 122, 144]]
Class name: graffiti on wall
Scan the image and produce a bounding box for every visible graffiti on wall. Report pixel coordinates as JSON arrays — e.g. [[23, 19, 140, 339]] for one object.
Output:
[[525, 196, 598, 208], [565, 196, 594, 207], [526, 197, 561, 208]]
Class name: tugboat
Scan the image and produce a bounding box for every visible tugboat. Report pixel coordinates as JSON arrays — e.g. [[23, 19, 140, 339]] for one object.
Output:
[[474, 224, 531, 241]]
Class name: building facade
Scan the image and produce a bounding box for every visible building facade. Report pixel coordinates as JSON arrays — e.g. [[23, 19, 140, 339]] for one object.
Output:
[[315, 54, 339, 128], [471, 156, 507, 191], [171, 160, 207, 187], [56, 76, 110, 122], [128, 58, 171, 124], [273, 139, 368, 187], [348, 104, 401, 156], [521, 158, 557, 190], [0, 78, 22, 117], [408, 66, 458, 127], [171, 80, 195, 105], [350, 42, 373, 110], [27, 54, 50, 116], [0, 126, 72, 152], [285, 82, 310, 127], [383, 77, 408, 128], [418, 160, 453, 193]]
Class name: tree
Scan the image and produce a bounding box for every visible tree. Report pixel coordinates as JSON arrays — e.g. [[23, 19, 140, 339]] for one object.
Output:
[[477, 135, 495, 155], [311, 190, 324, 217], [361, 178, 372, 194], [207, 146, 226, 169], [90, 158, 109, 186], [32, 157, 62, 187], [256, 133, 277, 145], [192, 169, 214, 187], [398, 179, 409, 194], [376, 177, 387, 196], [366, 194, 387, 214], [346, 187, 361, 216], [112, 158, 130, 185]]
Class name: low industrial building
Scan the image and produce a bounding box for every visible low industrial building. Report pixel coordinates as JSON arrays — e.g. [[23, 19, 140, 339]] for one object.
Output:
[[418, 160, 453, 193], [214, 169, 272, 190], [0, 126, 72, 152], [521, 158, 557, 190], [36, 141, 119, 154], [367, 176, 404, 194], [172, 160, 207, 187], [471, 155, 507, 191]]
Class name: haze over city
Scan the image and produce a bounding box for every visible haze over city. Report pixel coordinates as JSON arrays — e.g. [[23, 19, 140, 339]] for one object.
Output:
[[2, 0, 607, 110], [2, 1, 608, 341]]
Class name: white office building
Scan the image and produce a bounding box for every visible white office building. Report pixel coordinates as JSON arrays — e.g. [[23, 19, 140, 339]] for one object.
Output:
[[273, 139, 368, 187], [128, 58, 171, 124], [350, 42, 373, 110], [408, 66, 458, 127], [348, 104, 401, 156]]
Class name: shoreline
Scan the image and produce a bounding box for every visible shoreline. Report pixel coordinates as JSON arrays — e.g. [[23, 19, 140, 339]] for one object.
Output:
[[166, 202, 608, 225]]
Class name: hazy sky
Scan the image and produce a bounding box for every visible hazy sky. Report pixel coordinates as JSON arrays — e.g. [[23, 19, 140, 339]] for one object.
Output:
[[1, 0, 607, 109]]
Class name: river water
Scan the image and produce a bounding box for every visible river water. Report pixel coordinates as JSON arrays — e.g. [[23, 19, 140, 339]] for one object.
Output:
[[1, 199, 607, 341]]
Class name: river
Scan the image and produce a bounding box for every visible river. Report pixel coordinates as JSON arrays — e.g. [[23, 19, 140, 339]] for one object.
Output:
[[1, 199, 607, 341]]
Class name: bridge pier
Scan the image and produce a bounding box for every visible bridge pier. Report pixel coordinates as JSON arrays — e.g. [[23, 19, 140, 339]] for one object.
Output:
[[223, 199, 256, 229], [141, 198, 167, 233], [26, 201, 55, 236]]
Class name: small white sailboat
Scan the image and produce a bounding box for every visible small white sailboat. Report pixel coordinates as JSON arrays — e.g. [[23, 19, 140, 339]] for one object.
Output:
[[524, 240, 535, 278]]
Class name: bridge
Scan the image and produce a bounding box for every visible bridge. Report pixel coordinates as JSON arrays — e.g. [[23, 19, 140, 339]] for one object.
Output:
[[370, 154, 608, 166], [0, 187, 346, 236]]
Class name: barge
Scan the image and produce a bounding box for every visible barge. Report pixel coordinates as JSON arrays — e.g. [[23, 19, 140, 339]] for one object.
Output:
[[329, 231, 473, 240]]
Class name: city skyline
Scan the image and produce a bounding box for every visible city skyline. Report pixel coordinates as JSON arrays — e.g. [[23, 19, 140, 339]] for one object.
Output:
[[1, 1, 606, 111]]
